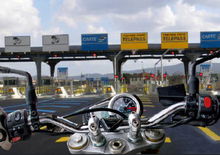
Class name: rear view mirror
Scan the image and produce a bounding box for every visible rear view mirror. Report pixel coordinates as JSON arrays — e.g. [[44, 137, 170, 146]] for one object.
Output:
[[157, 84, 186, 106]]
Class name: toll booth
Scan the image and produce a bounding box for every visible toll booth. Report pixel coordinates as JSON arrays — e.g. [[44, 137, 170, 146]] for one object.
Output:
[[42, 77, 53, 85], [3, 77, 19, 86], [0, 77, 24, 99], [54, 78, 76, 97], [102, 85, 116, 96], [35, 76, 54, 96]]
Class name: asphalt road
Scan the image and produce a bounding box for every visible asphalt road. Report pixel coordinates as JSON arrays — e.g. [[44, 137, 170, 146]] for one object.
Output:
[[0, 94, 220, 154]]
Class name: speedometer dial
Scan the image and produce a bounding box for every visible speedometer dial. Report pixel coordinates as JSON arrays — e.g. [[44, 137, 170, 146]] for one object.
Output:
[[108, 93, 143, 117], [112, 97, 137, 115]]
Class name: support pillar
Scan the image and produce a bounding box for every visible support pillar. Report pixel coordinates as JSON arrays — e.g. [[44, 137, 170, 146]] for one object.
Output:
[[32, 56, 47, 87], [113, 59, 125, 80], [107, 52, 126, 93], [46, 60, 60, 77], [183, 52, 201, 92], [35, 59, 42, 86], [182, 57, 190, 85]]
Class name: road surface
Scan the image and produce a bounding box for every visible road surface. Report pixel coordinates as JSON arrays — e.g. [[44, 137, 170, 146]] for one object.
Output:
[[0, 94, 220, 154]]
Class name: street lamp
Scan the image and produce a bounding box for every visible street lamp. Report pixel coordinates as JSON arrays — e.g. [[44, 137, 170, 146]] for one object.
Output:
[[161, 49, 170, 85], [154, 49, 170, 86], [114, 51, 123, 93], [154, 59, 161, 76]]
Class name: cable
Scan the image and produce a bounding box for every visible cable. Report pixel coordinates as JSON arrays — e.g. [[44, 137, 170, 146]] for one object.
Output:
[[148, 117, 192, 129], [63, 108, 128, 119]]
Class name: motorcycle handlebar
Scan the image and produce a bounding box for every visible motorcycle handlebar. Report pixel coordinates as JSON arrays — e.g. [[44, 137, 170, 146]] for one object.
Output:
[[37, 93, 220, 132], [37, 101, 188, 133]]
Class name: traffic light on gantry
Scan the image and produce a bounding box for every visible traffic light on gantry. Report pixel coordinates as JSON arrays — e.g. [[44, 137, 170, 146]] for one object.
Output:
[[150, 73, 155, 78], [163, 73, 167, 78], [199, 72, 203, 77]]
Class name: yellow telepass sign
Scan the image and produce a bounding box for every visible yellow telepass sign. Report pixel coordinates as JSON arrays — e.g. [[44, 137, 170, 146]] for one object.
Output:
[[161, 32, 188, 49], [121, 33, 148, 50]]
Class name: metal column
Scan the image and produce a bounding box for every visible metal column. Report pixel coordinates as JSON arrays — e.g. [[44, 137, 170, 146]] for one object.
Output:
[[112, 51, 125, 93], [35, 59, 42, 86], [182, 57, 190, 92], [46, 60, 60, 77]]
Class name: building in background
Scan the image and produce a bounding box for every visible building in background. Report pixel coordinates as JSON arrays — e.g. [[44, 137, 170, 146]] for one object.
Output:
[[57, 67, 68, 80]]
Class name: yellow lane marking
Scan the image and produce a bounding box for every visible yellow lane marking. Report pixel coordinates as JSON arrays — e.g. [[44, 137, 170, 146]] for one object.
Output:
[[143, 105, 155, 108], [140, 98, 152, 102], [140, 98, 151, 100], [142, 101, 152, 103], [40, 126, 47, 130], [56, 137, 70, 143], [165, 137, 171, 143], [143, 104, 153, 105], [198, 127, 220, 141], [142, 102, 153, 104], [141, 116, 146, 119]]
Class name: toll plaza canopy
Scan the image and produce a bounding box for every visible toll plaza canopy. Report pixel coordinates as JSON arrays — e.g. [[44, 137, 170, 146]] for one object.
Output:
[[0, 43, 217, 62], [1, 31, 220, 62], [1, 31, 220, 86]]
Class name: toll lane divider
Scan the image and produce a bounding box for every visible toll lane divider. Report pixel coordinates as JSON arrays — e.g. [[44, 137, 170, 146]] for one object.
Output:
[[198, 127, 220, 141], [53, 100, 89, 103], [38, 105, 71, 108], [38, 98, 56, 104], [5, 109, 56, 113], [50, 102, 82, 105], [51, 103, 81, 106], [3, 103, 27, 109], [3, 98, 55, 109], [55, 136, 172, 143], [2, 98, 98, 114], [2, 98, 83, 111]]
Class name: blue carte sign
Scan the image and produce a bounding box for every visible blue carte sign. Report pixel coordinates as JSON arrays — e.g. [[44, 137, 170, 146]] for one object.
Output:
[[86, 78, 94, 82], [57, 67, 68, 73], [100, 77, 109, 82], [200, 31, 220, 48], [200, 64, 211, 70], [100, 77, 109, 85], [81, 34, 108, 51]]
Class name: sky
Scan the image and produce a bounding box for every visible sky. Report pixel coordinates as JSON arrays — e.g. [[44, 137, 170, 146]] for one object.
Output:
[[0, 0, 220, 77]]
